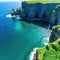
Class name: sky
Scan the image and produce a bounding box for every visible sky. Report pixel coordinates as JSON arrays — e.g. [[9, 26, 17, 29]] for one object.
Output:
[[0, 0, 60, 3]]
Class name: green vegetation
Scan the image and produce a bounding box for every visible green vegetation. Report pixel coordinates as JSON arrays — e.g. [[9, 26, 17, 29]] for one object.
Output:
[[24, 1, 40, 4], [53, 25, 60, 30], [24, 0, 60, 4], [24, 1, 50, 4], [37, 38, 60, 60]]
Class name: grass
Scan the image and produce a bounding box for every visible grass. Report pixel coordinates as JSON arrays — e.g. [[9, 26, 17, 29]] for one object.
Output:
[[23, 0, 60, 4], [53, 25, 60, 30], [37, 38, 60, 60]]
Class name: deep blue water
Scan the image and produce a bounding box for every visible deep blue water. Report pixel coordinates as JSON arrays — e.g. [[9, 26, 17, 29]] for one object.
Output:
[[0, 2, 50, 60]]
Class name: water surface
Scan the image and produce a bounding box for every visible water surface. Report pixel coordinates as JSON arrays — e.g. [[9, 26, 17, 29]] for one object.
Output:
[[0, 2, 50, 60]]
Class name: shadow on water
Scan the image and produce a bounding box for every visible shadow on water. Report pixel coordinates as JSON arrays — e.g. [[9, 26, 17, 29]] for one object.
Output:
[[20, 18, 51, 30]]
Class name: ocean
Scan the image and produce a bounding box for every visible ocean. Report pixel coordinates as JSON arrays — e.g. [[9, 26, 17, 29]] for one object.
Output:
[[0, 2, 51, 60]]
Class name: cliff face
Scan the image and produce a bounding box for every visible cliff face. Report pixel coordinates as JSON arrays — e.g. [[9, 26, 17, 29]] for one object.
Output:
[[33, 25, 60, 60], [20, 2, 60, 26], [11, 1, 60, 26], [50, 7, 60, 25], [21, 2, 56, 20], [49, 25, 60, 42]]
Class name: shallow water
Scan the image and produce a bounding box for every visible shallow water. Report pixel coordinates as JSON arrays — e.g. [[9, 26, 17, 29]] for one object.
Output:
[[0, 2, 51, 60]]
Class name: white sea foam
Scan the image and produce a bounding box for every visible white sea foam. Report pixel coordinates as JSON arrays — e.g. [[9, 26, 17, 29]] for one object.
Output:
[[16, 15, 20, 19], [29, 48, 38, 60], [6, 14, 20, 19], [43, 37, 49, 45], [6, 14, 13, 18]]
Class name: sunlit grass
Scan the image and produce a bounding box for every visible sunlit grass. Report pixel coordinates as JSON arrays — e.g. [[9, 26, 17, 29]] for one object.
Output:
[[24, 0, 60, 4], [53, 25, 60, 30], [37, 38, 60, 60]]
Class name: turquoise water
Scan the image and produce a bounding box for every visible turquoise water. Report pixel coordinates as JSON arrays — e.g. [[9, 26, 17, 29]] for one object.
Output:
[[0, 2, 50, 60]]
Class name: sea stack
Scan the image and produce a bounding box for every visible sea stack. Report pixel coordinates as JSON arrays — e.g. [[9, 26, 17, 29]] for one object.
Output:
[[11, 8, 15, 16]]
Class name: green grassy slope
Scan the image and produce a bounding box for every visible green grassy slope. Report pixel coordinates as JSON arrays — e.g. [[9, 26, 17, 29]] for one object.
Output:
[[23, 0, 60, 4], [53, 25, 60, 30], [37, 25, 60, 60], [37, 38, 60, 60]]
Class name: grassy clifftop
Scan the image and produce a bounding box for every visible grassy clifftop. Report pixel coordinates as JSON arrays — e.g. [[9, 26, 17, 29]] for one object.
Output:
[[37, 38, 60, 60], [53, 25, 60, 30], [23, 0, 60, 4]]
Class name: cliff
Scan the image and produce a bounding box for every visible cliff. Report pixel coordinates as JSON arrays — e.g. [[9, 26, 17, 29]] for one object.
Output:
[[34, 38, 60, 60], [21, 1, 56, 20], [33, 25, 60, 60], [49, 25, 60, 42], [11, 2, 60, 26], [21, 2, 60, 23], [50, 6, 60, 25]]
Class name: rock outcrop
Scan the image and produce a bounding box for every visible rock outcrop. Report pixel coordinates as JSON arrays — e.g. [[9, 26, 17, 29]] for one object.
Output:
[[49, 25, 60, 42], [50, 5, 60, 25]]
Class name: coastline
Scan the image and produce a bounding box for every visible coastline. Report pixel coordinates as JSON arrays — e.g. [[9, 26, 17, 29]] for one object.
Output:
[[29, 29, 52, 60], [29, 35, 51, 60]]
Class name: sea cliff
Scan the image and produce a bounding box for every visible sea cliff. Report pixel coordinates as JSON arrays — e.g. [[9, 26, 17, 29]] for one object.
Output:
[[11, 2, 60, 27], [50, 25, 60, 42], [33, 25, 60, 60], [37, 38, 60, 60], [21, 1, 56, 20]]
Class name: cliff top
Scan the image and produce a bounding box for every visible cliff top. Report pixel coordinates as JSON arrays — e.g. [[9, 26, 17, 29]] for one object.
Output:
[[23, 1, 60, 4], [37, 38, 60, 60], [53, 25, 60, 30]]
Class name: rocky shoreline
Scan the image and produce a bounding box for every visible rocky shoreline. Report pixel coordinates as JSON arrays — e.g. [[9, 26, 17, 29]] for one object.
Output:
[[29, 29, 51, 60], [32, 25, 60, 60]]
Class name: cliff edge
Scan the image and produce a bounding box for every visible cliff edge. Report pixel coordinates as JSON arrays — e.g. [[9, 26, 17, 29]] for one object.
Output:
[[49, 25, 60, 42], [36, 38, 60, 60], [33, 25, 60, 60]]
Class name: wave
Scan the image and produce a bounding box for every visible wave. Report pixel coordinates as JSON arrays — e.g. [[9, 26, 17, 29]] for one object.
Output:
[[29, 48, 38, 60], [43, 37, 49, 45], [6, 14, 13, 18], [6, 14, 21, 19]]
